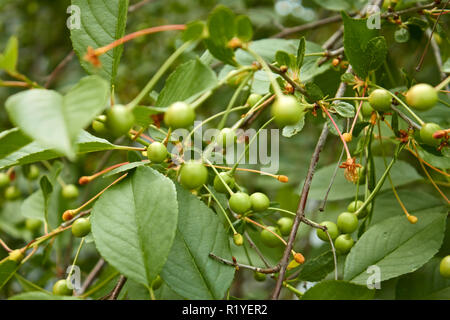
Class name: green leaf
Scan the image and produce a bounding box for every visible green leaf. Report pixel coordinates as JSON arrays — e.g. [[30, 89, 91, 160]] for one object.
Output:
[[156, 59, 218, 108], [333, 101, 355, 118], [296, 37, 306, 70], [0, 36, 18, 72], [344, 210, 447, 284], [235, 15, 253, 42], [204, 5, 237, 66], [0, 128, 32, 159], [182, 21, 206, 42], [305, 82, 324, 103], [282, 115, 305, 138], [342, 13, 387, 79], [307, 158, 422, 201], [103, 161, 148, 178], [396, 257, 450, 299], [0, 131, 116, 170], [9, 291, 81, 300], [40, 175, 53, 223], [70, 0, 129, 84], [91, 166, 178, 287], [161, 185, 235, 300], [301, 280, 375, 300], [296, 250, 334, 282], [5, 76, 110, 159], [275, 51, 294, 69], [0, 259, 21, 290]]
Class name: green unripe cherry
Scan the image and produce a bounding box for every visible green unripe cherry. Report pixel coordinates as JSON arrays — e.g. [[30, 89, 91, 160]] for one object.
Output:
[[337, 212, 359, 234], [53, 279, 73, 296], [260, 226, 281, 248], [247, 93, 263, 107], [62, 184, 79, 200], [215, 128, 236, 148], [233, 233, 244, 246], [334, 234, 354, 254], [0, 173, 10, 188], [71, 218, 91, 238], [277, 217, 294, 236], [213, 172, 235, 194], [271, 95, 304, 127], [420, 123, 442, 146], [368, 89, 392, 112], [26, 165, 40, 180], [229, 192, 252, 214], [4, 186, 21, 200], [92, 119, 107, 135], [406, 83, 438, 111], [164, 102, 195, 129], [316, 221, 339, 242], [147, 142, 168, 163], [347, 200, 364, 213], [106, 105, 135, 137], [253, 271, 266, 282], [250, 192, 270, 212], [439, 255, 450, 279], [25, 218, 42, 233], [361, 101, 375, 117], [178, 161, 208, 190], [347, 200, 369, 219], [152, 275, 163, 290]]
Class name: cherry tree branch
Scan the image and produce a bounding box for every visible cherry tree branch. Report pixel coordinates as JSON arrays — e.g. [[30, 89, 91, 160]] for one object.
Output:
[[271, 66, 352, 300]]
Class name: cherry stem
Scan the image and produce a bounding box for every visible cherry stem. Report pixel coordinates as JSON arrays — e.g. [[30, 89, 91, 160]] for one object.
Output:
[[91, 24, 186, 57], [321, 105, 352, 159], [245, 47, 283, 98], [412, 141, 450, 203], [376, 120, 413, 220], [69, 173, 128, 216], [203, 185, 237, 234], [435, 75, 450, 91], [217, 71, 254, 130], [243, 217, 292, 254], [349, 86, 367, 135], [66, 238, 86, 287], [353, 144, 405, 217], [128, 40, 193, 109], [230, 117, 274, 176], [191, 66, 255, 109], [79, 162, 130, 185], [204, 164, 288, 182], [0, 238, 12, 253]]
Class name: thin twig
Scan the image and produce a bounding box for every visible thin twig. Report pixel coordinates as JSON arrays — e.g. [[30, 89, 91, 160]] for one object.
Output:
[[416, 0, 449, 71], [78, 258, 106, 295], [391, 105, 421, 130], [272, 15, 345, 38], [244, 233, 271, 268], [44, 51, 75, 88], [108, 275, 127, 300], [319, 146, 345, 211], [209, 253, 280, 274]]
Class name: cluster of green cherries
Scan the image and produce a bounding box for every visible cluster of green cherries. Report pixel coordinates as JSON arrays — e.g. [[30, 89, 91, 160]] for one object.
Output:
[[315, 199, 368, 255], [365, 83, 444, 147]]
